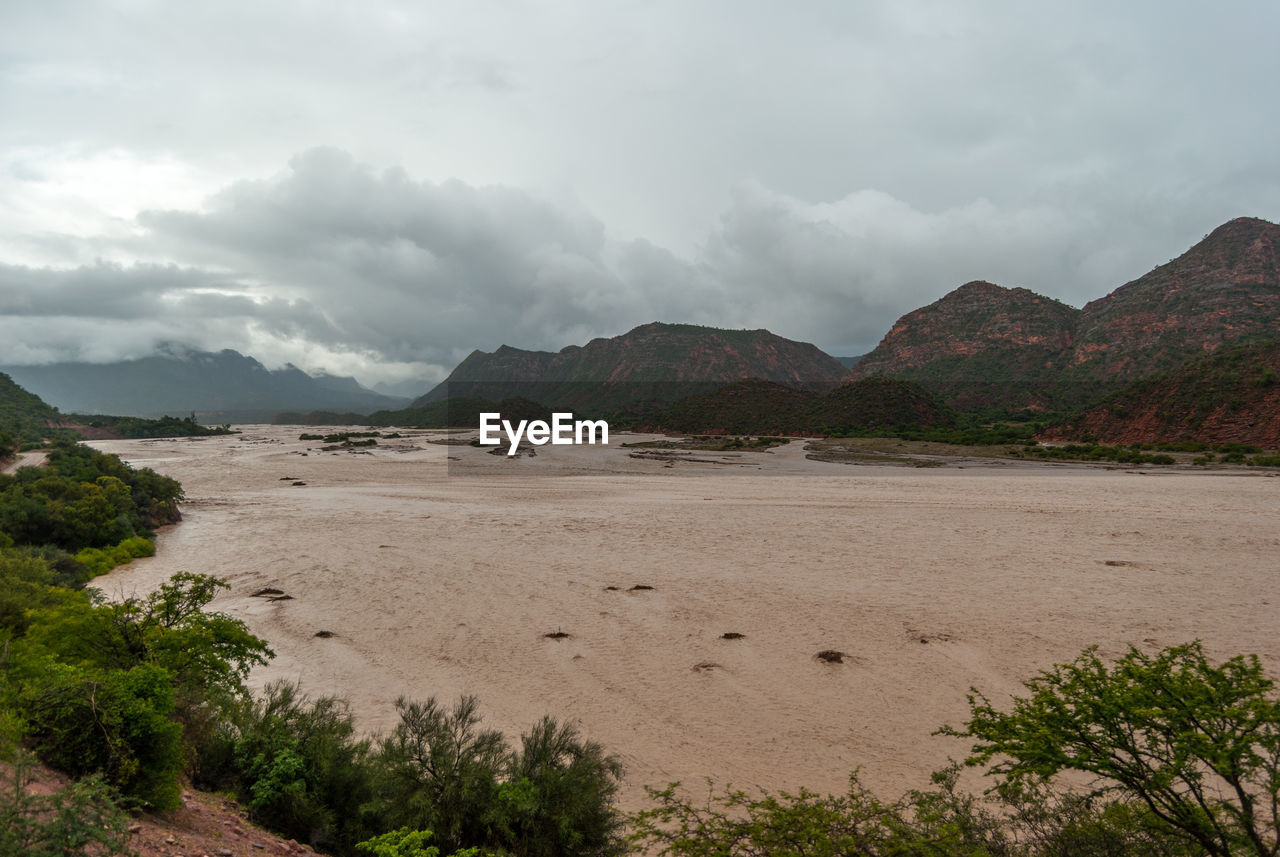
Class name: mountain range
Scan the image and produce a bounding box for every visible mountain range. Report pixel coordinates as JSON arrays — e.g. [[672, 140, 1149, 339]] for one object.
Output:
[[3, 216, 1278, 445], [1, 346, 409, 423]]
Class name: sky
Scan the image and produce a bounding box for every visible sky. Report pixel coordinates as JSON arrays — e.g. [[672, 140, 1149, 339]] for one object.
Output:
[[1, 0, 1277, 390]]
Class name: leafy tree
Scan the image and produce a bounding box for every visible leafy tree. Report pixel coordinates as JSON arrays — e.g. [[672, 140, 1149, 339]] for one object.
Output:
[[11, 474, 133, 550], [378, 695, 508, 854], [0, 548, 60, 637], [944, 642, 1280, 857], [197, 681, 380, 854], [21, 572, 272, 701], [990, 774, 1200, 857], [496, 715, 625, 857], [5, 567, 272, 813], [0, 442, 183, 552], [115, 572, 273, 700]]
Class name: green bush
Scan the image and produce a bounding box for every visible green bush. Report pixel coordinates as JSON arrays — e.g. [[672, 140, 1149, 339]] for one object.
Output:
[[20, 572, 272, 700], [378, 697, 625, 857], [495, 716, 624, 857], [0, 442, 182, 551], [630, 766, 1006, 857], [4, 567, 272, 815], [19, 662, 183, 810], [1215, 442, 1262, 455], [0, 549, 60, 637], [198, 681, 379, 854], [73, 535, 155, 579], [355, 827, 488, 857]]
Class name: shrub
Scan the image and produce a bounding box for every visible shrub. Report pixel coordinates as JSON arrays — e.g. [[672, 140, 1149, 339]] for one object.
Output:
[[355, 827, 485, 857], [944, 641, 1280, 857], [203, 681, 379, 853], [0, 754, 133, 857], [378, 696, 507, 854], [19, 662, 183, 810], [73, 535, 155, 579], [629, 767, 1005, 857], [0, 549, 58, 637], [495, 716, 625, 857]]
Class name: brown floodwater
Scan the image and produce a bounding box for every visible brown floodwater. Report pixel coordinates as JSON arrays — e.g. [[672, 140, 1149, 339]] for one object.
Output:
[[94, 427, 1280, 808]]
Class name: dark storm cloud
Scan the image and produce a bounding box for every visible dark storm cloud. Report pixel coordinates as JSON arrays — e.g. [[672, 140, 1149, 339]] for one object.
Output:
[[1, 2, 1278, 381], [133, 149, 650, 368], [0, 146, 1270, 378], [0, 258, 332, 366]]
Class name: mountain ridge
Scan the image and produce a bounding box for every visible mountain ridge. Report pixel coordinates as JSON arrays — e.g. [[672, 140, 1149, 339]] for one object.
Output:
[[847, 217, 1280, 413], [3, 348, 409, 422], [416, 321, 849, 410], [1065, 216, 1280, 385]]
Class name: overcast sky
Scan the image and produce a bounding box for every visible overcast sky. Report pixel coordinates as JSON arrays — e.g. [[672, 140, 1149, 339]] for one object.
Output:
[[1, 1, 1277, 388]]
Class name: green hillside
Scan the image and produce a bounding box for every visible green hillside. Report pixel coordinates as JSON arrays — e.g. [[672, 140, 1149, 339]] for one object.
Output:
[[1045, 339, 1280, 447], [647, 376, 955, 436], [0, 371, 63, 453]]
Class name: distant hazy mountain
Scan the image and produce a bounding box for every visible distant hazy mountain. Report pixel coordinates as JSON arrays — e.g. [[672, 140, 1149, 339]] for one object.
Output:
[[418, 322, 848, 411], [2, 346, 409, 423]]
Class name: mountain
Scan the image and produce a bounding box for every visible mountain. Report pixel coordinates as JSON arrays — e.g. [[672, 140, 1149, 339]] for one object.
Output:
[[422, 344, 559, 403], [847, 217, 1280, 412], [2, 347, 410, 423], [417, 322, 849, 413], [847, 281, 1081, 411], [1044, 340, 1280, 447], [1064, 217, 1280, 387], [646, 376, 954, 436]]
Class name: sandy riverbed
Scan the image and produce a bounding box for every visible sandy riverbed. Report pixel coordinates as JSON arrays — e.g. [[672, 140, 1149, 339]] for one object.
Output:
[[93, 427, 1280, 809]]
